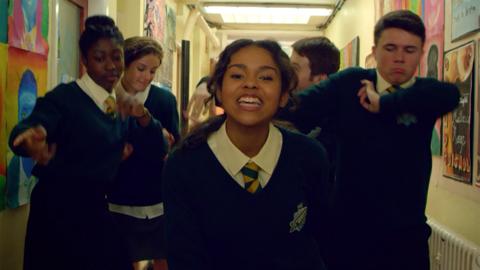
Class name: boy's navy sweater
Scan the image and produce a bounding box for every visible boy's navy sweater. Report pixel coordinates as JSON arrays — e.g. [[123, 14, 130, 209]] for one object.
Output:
[[291, 67, 460, 238], [163, 128, 330, 270]]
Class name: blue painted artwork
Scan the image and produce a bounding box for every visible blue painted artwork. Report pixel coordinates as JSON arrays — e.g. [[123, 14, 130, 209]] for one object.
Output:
[[6, 69, 38, 208]]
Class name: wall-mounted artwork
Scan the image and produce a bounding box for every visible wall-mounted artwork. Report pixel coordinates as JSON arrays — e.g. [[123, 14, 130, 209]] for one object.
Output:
[[374, 0, 422, 22], [0, 0, 7, 43], [420, 0, 445, 156], [156, 5, 176, 88], [451, 0, 480, 41], [144, 0, 175, 88], [165, 6, 176, 53], [420, 0, 444, 80], [365, 53, 376, 69], [8, 0, 49, 55], [0, 44, 7, 211], [476, 38, 480, 188], [5, 47, 47, 208], [144, 0, 166, 44], [339, 36, 359, 70], [406, 0, 422, 14], [442, 42, 474, 184]]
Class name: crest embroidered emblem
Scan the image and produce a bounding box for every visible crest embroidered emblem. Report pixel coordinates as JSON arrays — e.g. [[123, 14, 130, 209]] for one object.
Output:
[[397, 113, 417, 126], [289, 203, 308, 233]]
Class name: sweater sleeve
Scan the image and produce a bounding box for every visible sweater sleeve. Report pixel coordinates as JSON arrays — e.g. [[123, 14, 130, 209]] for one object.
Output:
[[379, 80, 460, 119], [165, 93, 181, 143], [128, 116, 168, 159], [163, 151, 210, 270], [285, 74, 341, 134]]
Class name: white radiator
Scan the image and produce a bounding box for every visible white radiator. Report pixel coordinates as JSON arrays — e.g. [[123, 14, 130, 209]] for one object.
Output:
[[428, 219, 480, 270]]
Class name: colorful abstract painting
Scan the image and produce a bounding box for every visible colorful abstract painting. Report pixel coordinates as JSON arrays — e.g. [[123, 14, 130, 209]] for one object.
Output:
[[374, 0, 422, 22], [442, 42, 474, 184], [339, 36, 359, 70], [5, 47, 47, 208], [452, 0, 480, 41], [419, 0, 445, 156], [0, 44, 8, 211], [8, 0, 49, 55], [144, 0, 166, 44], [0, 0, 7, 43]]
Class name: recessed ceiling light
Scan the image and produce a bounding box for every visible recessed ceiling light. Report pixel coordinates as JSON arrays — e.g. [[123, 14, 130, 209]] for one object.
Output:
[[203, 5, 332, 24]]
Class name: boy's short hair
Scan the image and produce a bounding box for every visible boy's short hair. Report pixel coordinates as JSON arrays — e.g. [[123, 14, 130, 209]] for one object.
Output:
[[292, 36, 340, 76], [374, 10, 425, 45]]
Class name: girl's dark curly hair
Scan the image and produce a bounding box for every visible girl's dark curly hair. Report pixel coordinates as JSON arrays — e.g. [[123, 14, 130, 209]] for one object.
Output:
[[179, 39, 298, 150]]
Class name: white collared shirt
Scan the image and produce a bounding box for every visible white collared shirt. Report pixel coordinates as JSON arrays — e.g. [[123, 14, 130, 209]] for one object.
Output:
[[116, 80, 151, 105], [76, 73, 116, 112], [207, 122, 283, 188], [376, 70, 416, 94]]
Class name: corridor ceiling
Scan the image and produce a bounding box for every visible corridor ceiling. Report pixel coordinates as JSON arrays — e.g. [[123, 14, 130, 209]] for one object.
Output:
[[183, 0, 342, 42]]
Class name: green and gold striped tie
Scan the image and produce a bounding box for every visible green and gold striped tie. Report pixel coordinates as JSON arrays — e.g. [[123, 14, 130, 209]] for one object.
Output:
[[104, 95, 116, 118], [386, 85, 400, 94], [241, 162, 261, 194]]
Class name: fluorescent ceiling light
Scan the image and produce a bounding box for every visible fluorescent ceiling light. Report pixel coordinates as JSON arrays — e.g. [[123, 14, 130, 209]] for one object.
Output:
[[204, 6, 332, 24]]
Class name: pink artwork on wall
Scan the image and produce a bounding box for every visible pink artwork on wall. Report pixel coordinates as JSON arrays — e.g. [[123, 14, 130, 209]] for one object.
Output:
[[420, 0, 445, 156], [8, 0, 49, 55], [144, 0, 166, 44]]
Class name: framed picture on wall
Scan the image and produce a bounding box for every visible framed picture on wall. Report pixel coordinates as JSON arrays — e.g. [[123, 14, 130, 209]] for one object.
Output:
[[442, 41, 474, 184], [475, 38, 480, 188], [0, 44, 7, 211], [8, 0, 49, 55], [451, 0, 480, 41], [339, 36, 359, 70]]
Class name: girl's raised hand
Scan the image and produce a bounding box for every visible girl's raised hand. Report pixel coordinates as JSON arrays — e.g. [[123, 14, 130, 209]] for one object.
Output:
[[12, 125, 56, 165], [115, 87, 146, 120]]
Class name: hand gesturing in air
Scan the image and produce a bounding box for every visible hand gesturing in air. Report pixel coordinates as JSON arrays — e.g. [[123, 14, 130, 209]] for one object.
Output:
[[12, 125, 57, 165]]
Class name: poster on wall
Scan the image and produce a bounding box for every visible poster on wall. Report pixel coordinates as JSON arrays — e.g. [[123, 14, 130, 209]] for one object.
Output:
[[156, 5, 176, 89], [5, 47, 47, 208], [451, 0, 480, 41], [8, 0, 49, 55], [0, 44, 8, 211], [374, 0, 422, 22], [339, 36, 359, 70], [144, 0, 166, 43], [0, 0, 7, 43], [442, 42, 474, 184], [420, 0, 445, 156], [144, 0, 175, 88], [476, 38, 480, 188]]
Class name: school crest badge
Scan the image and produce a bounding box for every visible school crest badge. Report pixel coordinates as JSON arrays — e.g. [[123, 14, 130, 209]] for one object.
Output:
[[289, 203, 308, 233]]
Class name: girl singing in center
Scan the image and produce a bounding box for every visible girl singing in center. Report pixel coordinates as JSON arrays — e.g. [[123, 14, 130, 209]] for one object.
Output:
[[163, 39, 330, 270]]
